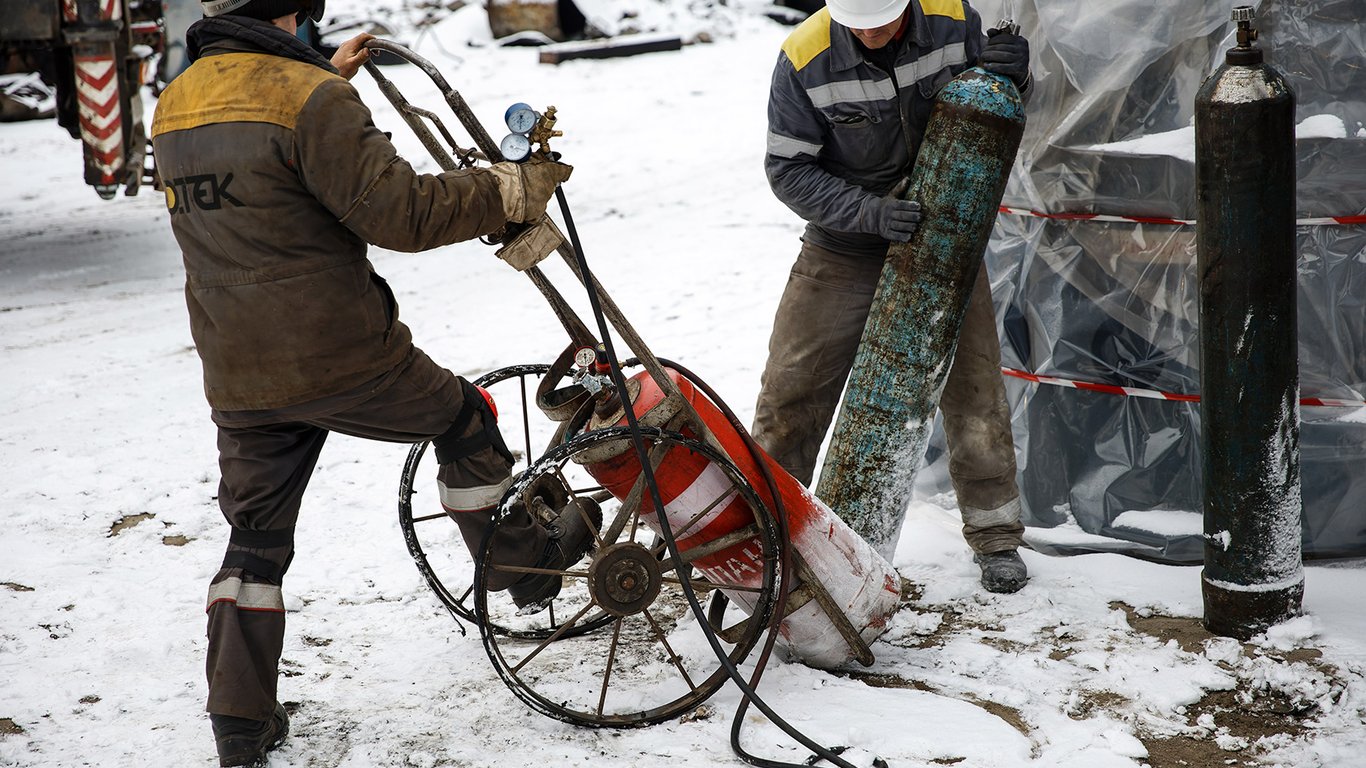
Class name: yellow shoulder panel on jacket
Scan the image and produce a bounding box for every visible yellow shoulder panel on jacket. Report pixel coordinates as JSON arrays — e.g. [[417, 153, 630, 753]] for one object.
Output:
[[152, 53, 339, 137], [781, 8, 832, 73], [918, 0, 967, 20]]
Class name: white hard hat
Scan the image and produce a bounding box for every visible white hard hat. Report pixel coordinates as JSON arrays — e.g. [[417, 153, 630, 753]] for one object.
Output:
[[826, 0, 913, 29]]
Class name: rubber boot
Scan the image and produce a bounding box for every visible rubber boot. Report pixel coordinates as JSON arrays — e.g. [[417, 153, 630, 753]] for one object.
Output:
[[211, 701, 288, 767], [446, 503, 546, 592], [974, 549, 1028, 594], [508, 497, 602, 613]]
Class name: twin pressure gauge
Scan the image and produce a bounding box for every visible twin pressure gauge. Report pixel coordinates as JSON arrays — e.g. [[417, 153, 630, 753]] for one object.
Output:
[[500, 102, 540, 162], [499, 102, 560, 162]]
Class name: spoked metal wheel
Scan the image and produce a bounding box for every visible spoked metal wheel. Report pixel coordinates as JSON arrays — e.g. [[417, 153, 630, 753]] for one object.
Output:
[[398, 363, 612, 639], [476, 426, 782, 727]]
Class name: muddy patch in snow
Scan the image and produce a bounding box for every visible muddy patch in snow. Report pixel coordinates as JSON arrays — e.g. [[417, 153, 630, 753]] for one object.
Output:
[[841, 589, 1355, 768], [1115, 601, 1341, 767]]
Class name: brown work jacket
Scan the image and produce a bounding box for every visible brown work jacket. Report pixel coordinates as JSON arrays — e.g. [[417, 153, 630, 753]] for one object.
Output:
[[152, 35, 505, 411]]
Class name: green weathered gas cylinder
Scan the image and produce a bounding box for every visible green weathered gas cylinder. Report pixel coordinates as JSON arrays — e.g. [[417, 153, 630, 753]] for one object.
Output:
[[815, 67, 1025, 560]]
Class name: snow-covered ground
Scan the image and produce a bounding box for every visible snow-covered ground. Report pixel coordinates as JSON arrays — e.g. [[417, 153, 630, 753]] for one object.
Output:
[[3, 4, 1365, 767]]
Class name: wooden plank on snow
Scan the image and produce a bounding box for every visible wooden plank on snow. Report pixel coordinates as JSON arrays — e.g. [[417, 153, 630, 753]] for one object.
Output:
[[538, 33, 683, 65]]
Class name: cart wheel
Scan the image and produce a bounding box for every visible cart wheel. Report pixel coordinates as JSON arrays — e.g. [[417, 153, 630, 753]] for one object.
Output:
[[476, 426, 782, 727], [398, 363, 614, 640]]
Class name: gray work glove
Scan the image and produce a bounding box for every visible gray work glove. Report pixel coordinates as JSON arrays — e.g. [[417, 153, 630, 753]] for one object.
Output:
[[861, 186, 922, 243], [980, 27, 1030, 88], [488, 160, 574, 223]]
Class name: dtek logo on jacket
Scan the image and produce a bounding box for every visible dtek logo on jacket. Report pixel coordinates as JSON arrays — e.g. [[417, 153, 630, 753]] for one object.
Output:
[[164, 173, 243, 214], [152, 52, 339, 217]]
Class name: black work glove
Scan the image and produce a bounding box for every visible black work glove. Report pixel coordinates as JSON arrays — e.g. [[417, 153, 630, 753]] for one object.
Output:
[[863, 195, 922, 243], [980, 27, 1030, 88]]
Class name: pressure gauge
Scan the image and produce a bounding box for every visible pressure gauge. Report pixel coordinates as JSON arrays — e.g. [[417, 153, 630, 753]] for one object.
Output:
[[505, 102, 539, 135], [499, 132, 532, 162], [574, 347, 597, 369]]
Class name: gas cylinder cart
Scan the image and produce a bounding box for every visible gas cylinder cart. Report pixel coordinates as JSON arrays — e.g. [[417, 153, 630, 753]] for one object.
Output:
[[370, 40, 902, 734]]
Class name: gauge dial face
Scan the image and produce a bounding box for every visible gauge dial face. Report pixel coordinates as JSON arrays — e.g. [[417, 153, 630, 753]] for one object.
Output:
[[499, 133, 532, 162], [505, 103, 539, 134], [574, 347, 597, 368]]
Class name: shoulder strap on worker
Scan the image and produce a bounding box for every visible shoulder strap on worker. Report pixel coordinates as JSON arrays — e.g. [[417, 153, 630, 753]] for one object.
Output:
[[219, 526, 295, 583]]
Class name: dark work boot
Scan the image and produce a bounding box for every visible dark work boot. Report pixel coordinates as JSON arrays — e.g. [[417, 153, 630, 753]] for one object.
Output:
[[974, 549, 1029, 594], [508, 497, 602, 613], [211, 702, 289, 767]]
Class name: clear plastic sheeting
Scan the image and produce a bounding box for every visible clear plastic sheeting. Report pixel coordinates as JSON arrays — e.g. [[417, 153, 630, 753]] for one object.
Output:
[[917, 0, 1366, 562]]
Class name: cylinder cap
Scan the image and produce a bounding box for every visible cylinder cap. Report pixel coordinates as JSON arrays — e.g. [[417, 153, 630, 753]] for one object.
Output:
[[1226, 5, 1263, 65]]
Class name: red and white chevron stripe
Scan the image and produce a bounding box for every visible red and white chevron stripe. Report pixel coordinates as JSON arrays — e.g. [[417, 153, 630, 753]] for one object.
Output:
[[61, 0, 122, 22], [997, 205, 1366, 228], [74, 54, 124, 182], [1002, 367, 1366, 409]]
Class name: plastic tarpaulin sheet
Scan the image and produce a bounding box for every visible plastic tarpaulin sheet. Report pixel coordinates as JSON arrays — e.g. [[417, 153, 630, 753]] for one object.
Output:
[[917, 0, 1366, 562]]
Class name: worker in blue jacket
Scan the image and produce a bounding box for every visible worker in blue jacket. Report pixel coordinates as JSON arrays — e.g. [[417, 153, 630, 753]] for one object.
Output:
[[753, 0, 1032, 593]]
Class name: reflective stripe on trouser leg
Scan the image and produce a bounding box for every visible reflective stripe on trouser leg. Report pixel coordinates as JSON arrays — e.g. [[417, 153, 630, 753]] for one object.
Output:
[[437, 476, 512, 513], [940, 266, 1023, 554], [960, 497, 1024, 554], [433, 379, 544, 591], [206, 530, 294, 720], [207, 576, 286, 612], [208, 422, 322, 721], [205, 569, 288, 721], [750, 242, 884, 486]]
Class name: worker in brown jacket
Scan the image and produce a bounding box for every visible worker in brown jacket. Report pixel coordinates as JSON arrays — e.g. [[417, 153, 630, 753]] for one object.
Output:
[[152, 1, 591, 765]]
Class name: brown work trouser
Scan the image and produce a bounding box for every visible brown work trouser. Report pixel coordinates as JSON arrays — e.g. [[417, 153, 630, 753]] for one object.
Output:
[[750, 241, 1024, 555], [204, 348, 544, 720]]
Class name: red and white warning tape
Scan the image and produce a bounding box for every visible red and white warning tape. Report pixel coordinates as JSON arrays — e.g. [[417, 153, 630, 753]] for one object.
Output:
[[992, 205, 1364, 407], [1002, 367, 1366, 408], [997, 205, 1366, 227]]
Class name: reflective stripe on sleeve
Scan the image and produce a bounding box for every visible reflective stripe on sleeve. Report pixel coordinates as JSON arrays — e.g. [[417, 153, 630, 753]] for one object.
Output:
[[206, 576, 285, 613], [802, 41, 967, 110], [893, 42, 967, 89], [767, 131, 823, 160], [805, 76, 895, 109], [438, 476, 513, 513]]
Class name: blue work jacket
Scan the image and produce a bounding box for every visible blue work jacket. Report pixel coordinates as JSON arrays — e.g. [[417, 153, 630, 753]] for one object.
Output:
[[766, 0, 1005, 257]]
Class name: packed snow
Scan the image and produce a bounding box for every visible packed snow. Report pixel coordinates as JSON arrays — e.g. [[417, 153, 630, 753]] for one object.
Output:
[[1081, 114, 1350, 163], [1110, 509, 1202, 538], [3, 3, 1366, 768]]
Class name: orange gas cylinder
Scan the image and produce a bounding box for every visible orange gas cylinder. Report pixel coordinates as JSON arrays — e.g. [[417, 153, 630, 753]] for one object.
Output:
[[577, 368, 901, 668]]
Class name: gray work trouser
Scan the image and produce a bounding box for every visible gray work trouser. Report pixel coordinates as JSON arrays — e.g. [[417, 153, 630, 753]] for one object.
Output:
[[204, 348, 543, 720], [750, 241, 1024, 555]]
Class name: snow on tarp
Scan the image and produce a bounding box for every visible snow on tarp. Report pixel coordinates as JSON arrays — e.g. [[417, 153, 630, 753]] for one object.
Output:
[[916, 0, 1366, 563]]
